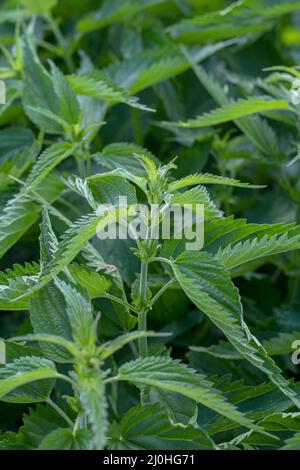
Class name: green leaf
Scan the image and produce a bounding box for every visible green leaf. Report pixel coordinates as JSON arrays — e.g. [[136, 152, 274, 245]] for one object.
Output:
[[39, 428, 92, 450], [168, 1, 300, 44], [22, 39, 61, 133], [54, 279, 96, 349], [68, 71, 153, 111], [164, 98, 289, 128], [12, 334, 79, 358], [77, 370, 108, 450], [109, 403, 216, 450], [87, 172, 137, 205], [50, 62, 81, 125], [93, 142, 158, 176], [184, 57, 281, 158], [149, 388, 198, 427], [255, 410, 300, 432], [0, 356, 57, 403], [0, 191, 39, 259], [77, 0, 166, 32], [25, 105, 71, 132], [15, 209, 123, 300], [191, 332, 300, 359], [0, 404, 68, 449], [39, 207, 58, 267], [30, 283, 74, 362], [216, 232, 300, 270], [0, 339, 44, 367], [117, 356, 263, 432], [0, 86, 21, 122], [229, 412, 300, 448], [169, 173, 264, 192], [100, 271, 138, 334], [25, 142, 75, 191], [0, 262, 40, 310], [204, 217, 296, 251], [282, 432, 300, 450], [0, 142, 72, 259], [29, 208, 74, 359], [89, 168, 147, 194], [169, 185, 222, 219], [171, 251, 300, 409], [63, 176, 98, 209], [106, 41, 239, 94], [98, 331, 169, 360], [0, 126, 35, 161], [197, 376, 300, 437], [69, 264, 111, 299], [0, 139, 40, 191]]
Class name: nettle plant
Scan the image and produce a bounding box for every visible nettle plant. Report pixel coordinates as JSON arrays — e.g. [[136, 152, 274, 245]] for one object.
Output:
[[3, 150, 300, 450], [2, 0, 300, 451]]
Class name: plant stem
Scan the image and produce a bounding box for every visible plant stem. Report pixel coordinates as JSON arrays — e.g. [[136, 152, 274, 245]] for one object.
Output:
[[103, 376, 119, 385], [103, 293, 139, 314], [149, 256, 172, 266], [138, 311, 148, 356], [149, 278, 175, 308], [140, 260, 148, 309], [76, 154, 86, 178], [129, 341, 139, 359], [138, 259, 149, 357], [46, 397, 74, 427], [86, 150, 91, 177]]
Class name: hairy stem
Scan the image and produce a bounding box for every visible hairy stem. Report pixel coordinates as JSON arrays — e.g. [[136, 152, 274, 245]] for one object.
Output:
[[103, 293, 139, 314], [149, 278, 175, 308], [138, 259, 149, 357]]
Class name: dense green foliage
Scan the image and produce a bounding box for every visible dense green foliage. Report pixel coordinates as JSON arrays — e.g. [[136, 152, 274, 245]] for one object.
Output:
[[1, 0, 300, 451]]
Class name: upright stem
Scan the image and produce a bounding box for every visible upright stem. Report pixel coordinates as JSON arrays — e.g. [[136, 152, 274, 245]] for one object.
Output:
[[46, 397, 73, 427], [138, 259, 149, 357], [140, 259, 148, 309], [137, 202, 161, 357], [138, 311, 148, 356], [76, 154, 86, 178]]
